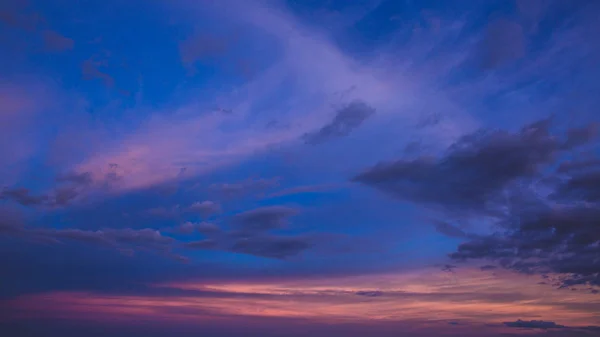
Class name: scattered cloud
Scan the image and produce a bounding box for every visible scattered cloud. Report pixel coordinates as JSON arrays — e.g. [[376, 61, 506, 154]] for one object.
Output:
[[504, 319, 566, 329], [432, 220, 467, 238], [480, 19, 526, 69], [232, 205, 298, 233], [189, 200, 221, 217], [41, 30, 73, 52], [303, 100, 376, 144], [231, 235, 312, 259]]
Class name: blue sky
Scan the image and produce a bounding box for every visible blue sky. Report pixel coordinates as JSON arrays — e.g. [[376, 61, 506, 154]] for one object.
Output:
[[1, 1, 600, 336]]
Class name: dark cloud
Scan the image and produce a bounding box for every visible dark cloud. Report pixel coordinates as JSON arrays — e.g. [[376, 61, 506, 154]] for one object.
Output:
[[432, 220, 467, 238], [189, 200, 221, 217], [2, 172, 92, 207], [41, 30, 73, 52], [232, 206, 298, 233], [81, 57, 114, 88], [355, 290, 383, 297], [504, 319, 566, 329], [303, 100, 375, 144], [0, 187, 48, 206], [553, 169, 600, 203], [480, 19, 526, 69], [230, 235, 312, 259], [563, 123, 599, 149], [479, 265, 497, 271], [56, 171, 93, 185], [354, 118, 600, 289], [179, 33, 229, 72], [266, 184, 339, 198], [353, 118, 564, 214], [168, 221, 221, 236], [196, 222, 221, 236], [0, 205, 24, 235]]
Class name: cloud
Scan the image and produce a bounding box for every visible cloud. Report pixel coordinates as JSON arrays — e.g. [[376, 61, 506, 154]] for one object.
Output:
[[230, 235, 311, 259], [1, 172, 93, 207], [232, 206, 298, 233], [0, 205, 24, 235], [189, 200, 221, 217], [266, 183, 339, 198], [303, 100, 376, 144], [355, 290, 383, 297], [432, 220, 467, 238], [184, 239, 219, 249], [179, 32, 229, 73], [41, 30, 74, 52], [353, 118, 567, 214], [480, 19, 526, 69], [354, 117, 600, 288], [81, 56, 114, 87], [1, 187, 48, 206], [504, 319, 566, 329], [49, 228, 175, 250], [210, 178, 280, 198], [169, 221, 221, 236]]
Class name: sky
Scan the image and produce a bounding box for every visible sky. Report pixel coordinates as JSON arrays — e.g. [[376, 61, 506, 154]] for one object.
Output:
[[1, 0, 600, 336]]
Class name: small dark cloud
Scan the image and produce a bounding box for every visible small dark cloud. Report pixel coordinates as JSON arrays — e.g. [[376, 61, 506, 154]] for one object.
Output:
[[0, 5, 41, 32], [56, 171, 93, 185], [189, 200, 221, 217], [179, 33, 229, 73], [441, 264, 457, 272], [2, 172, 93, 207], [168, 222, 221, 236], [480, 265, 497, 271], [303, 100, 375, 144], [480, 19, 526, 69], [557, 158, 600, 173], [355, 290, 383, 297], [563, 123, 599, 149], [169, 222, 196, 235], [230, 235, 311, 259], [1, 187, 48, 206], [432, 220, 467, 238], [41, 30, 74, 52], [503, 319, 566, 329], [266, 184, 338, 198], [232, 206, 298, 232], [0, 205, 24, 234], [82, 57, 114, 88], [196, 222, 221, 236]]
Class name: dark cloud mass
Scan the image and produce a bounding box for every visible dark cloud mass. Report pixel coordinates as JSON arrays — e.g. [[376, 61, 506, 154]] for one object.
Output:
[[354, 118, 600, 288], [231, 235, 311, 259], [504, 319, 566, 329], [303, 100, 376, 144], [232, 206, 298, 232], [353, 118, 563, 214]]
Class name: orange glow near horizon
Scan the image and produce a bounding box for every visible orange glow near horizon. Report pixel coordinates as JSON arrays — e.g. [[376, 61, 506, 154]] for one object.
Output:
[[6, 267, 600, 329]]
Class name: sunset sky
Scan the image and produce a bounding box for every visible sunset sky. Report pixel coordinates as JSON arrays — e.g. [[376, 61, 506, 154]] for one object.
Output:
[[1, 1, 600, 336]]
